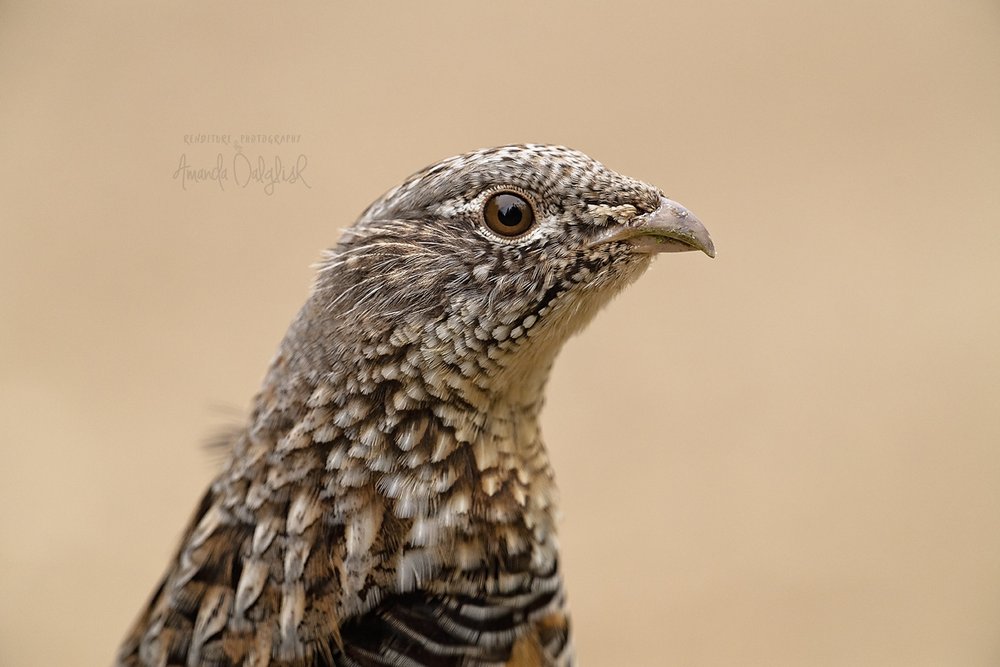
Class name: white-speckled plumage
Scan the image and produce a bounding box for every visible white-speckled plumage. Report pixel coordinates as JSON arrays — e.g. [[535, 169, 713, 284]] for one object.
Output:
[[118, 144, 713, 667]]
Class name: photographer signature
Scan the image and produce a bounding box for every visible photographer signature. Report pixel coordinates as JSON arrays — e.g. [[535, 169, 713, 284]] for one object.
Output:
[[173, 152, 310, 195]]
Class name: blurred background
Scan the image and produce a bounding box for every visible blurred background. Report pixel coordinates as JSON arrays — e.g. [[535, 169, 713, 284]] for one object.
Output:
[[2, 1, 999, 665]]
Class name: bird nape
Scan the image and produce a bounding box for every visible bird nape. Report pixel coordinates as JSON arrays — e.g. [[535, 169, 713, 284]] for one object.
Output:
[[118, 144, 714, 667]]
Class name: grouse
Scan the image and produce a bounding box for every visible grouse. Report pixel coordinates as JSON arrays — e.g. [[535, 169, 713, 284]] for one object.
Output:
[[118, 144, 715, 666]]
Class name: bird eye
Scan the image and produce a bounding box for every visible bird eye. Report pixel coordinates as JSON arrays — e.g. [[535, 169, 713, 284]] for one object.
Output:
[[483, 192, 535, 237]]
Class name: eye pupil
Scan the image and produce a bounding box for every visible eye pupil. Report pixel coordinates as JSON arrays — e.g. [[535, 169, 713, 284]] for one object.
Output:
[[496, 201, 523, 228], [484, 191, 535, 237]]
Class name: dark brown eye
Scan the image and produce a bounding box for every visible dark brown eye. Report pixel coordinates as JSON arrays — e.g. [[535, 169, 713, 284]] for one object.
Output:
[[484, 192, 535, 237]]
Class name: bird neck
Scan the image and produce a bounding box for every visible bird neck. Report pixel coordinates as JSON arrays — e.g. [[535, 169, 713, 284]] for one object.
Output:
[[247, 301, 562, 539], [267, 294, 564, 419]]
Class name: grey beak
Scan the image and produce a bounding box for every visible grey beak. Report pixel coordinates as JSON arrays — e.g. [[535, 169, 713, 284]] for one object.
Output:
[[592, 197, 715, 258]]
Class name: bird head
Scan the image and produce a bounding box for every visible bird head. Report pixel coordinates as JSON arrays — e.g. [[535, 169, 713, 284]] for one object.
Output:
[[308, 144, 713, 408]]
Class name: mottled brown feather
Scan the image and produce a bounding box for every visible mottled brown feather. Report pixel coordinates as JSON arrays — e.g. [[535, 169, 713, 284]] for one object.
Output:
[[118, 144, 712, 666]]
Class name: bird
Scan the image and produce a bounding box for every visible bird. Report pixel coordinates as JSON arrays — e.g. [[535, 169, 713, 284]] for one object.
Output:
[[117, 144, 715, 667]]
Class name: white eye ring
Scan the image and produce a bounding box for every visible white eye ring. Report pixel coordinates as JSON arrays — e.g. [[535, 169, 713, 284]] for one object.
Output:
[[483, 191, 535, 237], [476, 186, 544, 244]]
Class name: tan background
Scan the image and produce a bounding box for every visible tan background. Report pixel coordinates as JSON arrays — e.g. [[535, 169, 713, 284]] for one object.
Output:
[[2, 1, 999, 665]]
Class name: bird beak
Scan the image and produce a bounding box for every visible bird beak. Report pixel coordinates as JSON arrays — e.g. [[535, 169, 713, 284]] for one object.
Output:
[[591, 196, 716, 258]]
